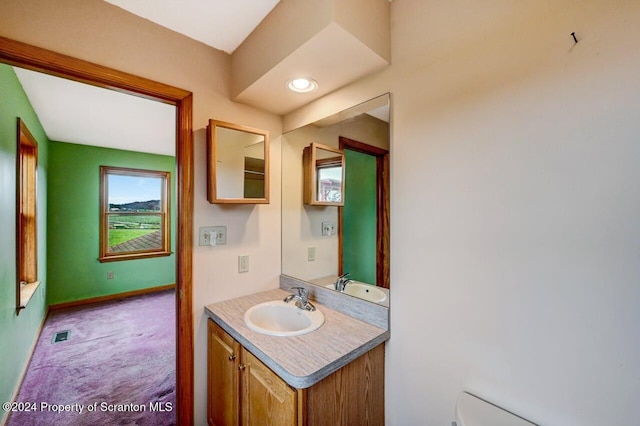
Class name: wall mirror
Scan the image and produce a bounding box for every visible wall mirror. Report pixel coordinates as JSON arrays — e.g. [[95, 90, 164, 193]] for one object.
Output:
[[303, 142, 345, 206], [282, 94, 390, 306], [207, 119, 269, 204]]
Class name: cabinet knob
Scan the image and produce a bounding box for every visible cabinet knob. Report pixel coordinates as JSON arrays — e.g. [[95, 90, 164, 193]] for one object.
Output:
[[238, 364, 247, 371], [228, 353, 236, 361]]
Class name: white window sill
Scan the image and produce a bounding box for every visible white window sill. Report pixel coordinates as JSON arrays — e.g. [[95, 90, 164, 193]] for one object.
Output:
[[18, 281, 41, 313]]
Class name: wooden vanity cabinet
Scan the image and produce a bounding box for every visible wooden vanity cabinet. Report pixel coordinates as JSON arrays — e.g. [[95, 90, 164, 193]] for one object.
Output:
[[208, 319, 240, 426], [208, 320, 297, 426], [207, 319, 385, 426], [241, 347, 297, 425]]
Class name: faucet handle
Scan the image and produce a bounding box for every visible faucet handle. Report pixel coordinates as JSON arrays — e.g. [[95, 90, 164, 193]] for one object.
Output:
[[291, 286, 308, 299], [335, 273, 352, 291]]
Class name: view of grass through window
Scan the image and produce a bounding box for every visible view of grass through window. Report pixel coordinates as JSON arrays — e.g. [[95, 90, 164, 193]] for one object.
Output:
[[108, 215, 161, 250], [107, 173, 163, 253]]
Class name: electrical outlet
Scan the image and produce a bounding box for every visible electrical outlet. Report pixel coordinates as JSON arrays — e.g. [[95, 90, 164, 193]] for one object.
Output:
[[238, 255, 249, 273], [199, 226, 227, 246], [322, 222, 336, 236], [107, 271, 114, 279], [308, 246, 316, 261]]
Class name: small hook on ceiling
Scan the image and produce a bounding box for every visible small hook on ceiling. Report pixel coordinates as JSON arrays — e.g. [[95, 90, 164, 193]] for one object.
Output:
[[571, 32, 578, 43]]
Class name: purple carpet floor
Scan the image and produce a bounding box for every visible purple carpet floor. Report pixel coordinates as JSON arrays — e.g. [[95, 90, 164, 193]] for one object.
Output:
[[8, 289, 176, 426]]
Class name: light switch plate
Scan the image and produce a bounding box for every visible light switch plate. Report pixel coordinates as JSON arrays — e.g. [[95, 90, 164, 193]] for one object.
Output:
[[308, 246, 316, 261], [199, 226, 227, 246], [238, 255, 249, 273], [322, 222, 336, 236]]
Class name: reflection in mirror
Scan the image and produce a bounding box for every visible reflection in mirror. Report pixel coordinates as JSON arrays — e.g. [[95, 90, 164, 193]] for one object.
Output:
[[303, 143, 345, 205], [282, 94, 390, 305], [207, 120, 269, 204]]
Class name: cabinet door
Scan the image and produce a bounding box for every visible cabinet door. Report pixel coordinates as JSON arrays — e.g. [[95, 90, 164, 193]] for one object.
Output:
[[240, 347, 297, 426], [304, 344, 385, 426], [208, 320, 241, 426]]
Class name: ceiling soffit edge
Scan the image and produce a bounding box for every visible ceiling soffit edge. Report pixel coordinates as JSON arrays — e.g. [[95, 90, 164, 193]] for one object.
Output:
[[230, 0, 390, 115]]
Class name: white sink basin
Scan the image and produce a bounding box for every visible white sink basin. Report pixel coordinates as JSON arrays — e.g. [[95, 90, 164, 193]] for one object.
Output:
[[325, 282, 387, 303], [244, 300, 324, 337]]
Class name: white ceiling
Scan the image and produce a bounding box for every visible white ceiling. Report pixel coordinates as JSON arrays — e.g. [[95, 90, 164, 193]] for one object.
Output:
[[14, 1, 388, 153], [14, 67, 176, 156], [104, 0, 280, 53], [103, 0, 389, 115], [14, 0, 282, 155], [233, 22, 389, 115]]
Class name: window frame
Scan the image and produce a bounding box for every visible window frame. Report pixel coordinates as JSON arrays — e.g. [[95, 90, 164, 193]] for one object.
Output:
[[16, 118, 40, 313], [315, 156, 344, 203], [99, 166, 171, 262]]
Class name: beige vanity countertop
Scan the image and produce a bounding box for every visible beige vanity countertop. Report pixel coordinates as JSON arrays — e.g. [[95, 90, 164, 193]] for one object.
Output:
[[205, 288, 390, 389]]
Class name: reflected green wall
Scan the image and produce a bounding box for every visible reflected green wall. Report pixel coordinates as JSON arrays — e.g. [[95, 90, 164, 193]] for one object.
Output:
[[0, 64, 49, 419], [47, 141, 176, 305], [343, 149, 377, 285]]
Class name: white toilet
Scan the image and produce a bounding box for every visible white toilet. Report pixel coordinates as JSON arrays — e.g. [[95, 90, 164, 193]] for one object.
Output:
[[455, 392, 537, 426]]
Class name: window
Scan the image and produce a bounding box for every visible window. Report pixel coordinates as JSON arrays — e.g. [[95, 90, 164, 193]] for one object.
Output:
[[99, 166, 171, 262], [17, 118, 40, 312], [316, 157, 343, 203]]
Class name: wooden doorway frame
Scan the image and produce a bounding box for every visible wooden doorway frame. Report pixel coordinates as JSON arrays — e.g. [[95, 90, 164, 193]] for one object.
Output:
[[0, 36, 194, 424], [338, 136, 390, 289]]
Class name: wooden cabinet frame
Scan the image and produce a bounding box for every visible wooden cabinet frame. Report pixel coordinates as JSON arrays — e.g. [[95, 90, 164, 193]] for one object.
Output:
[[208, 321, 241, 426], [303, 142, 345, 206], [207, 320, 385, 426], [206, 119, 270, 204]]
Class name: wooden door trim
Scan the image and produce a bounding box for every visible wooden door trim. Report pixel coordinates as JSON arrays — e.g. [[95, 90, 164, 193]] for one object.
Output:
[[0, 36, 194, 424], [338, 136, 390, 289]]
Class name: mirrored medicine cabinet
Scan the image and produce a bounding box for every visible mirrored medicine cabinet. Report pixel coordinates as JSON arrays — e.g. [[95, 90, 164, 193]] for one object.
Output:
[[303, 142, 345, 206], [207, 119, 270, 204]]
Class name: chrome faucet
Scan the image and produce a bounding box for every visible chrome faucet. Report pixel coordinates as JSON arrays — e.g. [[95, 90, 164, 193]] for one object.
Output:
[[283, 287, 316, 311], [334, 273, 352, 292]]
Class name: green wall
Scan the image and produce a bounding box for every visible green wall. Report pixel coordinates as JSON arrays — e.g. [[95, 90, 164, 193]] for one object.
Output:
[[0, 63, 175, 416], [0, 64, 49, 418], [47, 141, 176, 305], [343, 149, 377, 285]]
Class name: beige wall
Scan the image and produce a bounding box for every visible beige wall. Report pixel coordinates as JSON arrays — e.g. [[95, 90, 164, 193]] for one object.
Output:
[[0, 1, 281, 424], [386, 0, 640, 424], [286, 0, 640, 425], [3, 0, 640, 424]]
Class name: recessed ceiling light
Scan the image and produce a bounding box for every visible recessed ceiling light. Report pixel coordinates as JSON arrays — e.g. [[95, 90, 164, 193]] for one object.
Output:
[[286, 77, 318, 93]]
